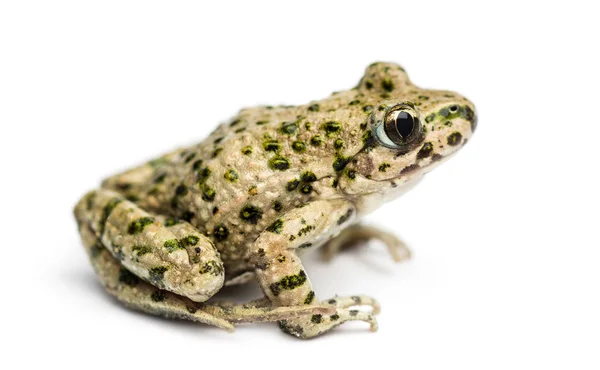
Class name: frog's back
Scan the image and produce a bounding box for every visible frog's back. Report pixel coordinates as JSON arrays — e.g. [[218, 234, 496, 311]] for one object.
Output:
[[100, 91, 373, 270]]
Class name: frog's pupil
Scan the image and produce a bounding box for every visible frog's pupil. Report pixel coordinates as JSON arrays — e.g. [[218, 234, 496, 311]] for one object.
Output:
[[395, 111, 415, 139]]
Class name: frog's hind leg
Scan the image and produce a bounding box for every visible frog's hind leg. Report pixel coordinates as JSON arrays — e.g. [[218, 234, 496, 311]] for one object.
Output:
[[322, 224, 412, 263], [76, 216, 235, 331], [74, 189, 226, 302]]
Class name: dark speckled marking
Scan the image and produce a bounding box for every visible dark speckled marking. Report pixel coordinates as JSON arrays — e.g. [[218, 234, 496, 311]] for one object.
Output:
[[379, 163, 391, 172], [308, 104, 319, 112], [287, 179, 300, 191], [269, 270, 307, 296], [304, 291, 315, 305], [401, 164, 420, 174], [280, 121, 298, 135], [322, 121, 342, 137], [224, 169, 239, 182], [301, 171, 317, 182], [213, 224, 229, 241], [310, 135, 324, 146], [100, 197, 122, 234], [127, 217, 154, 235], [263, 139, 281, 152], [164, 239, 184, 253], [417, 142, 434, 159], [311, 314, 323, 324], [272, 201, 283, 212], [151, 290, 167, 302], [381, 78, 394, 92], [242, 145, 253, 155], [447, 132, 463, 146], [337, 209, 354, 225], [240, 205, 263, 224], [148, 266, 168, 283], [118, 268, 139, 286], [292, 141, 306, 153], [268, 155, 291, 171], [266, 219, 284, 234]]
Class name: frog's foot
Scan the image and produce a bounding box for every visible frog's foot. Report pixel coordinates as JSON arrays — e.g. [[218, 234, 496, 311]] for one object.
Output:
[[277, 295, 381, 339], [322, 224, 411, 263]]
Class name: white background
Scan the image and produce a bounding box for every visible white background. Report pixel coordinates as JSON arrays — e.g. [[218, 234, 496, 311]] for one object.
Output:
[[1, 1, 599, 369]]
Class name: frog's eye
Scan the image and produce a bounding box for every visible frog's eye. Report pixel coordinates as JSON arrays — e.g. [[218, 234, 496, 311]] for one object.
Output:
[[374, 104, 424, 150]]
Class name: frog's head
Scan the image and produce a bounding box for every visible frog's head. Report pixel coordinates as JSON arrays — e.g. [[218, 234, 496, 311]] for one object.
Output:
[[339, 62, 477, 204]]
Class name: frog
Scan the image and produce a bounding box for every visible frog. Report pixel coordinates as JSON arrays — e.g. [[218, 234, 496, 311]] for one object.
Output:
[[74, 61, 477, 338]]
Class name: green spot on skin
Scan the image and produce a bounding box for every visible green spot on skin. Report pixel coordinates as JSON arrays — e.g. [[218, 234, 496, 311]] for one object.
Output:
[[300, 184, 313, 194], [268, 155, 291, 171], [240, 205, 263, 224], [425, 113, 436, 123], [164, 239, 184, 253], [132, 245, 151, 256], [304, 291, 315, 305], [272, 201, 283, 212], [200, 261, 223, 276], [307, 103, 319, 112], [241, 145, 253, 155], [224, 169, 239, 182], [346, 169, 356, 180], [310, 135, 323, 146], [149, 266, 168, 282], [280, 121, 298, 135], [164, 218, 180, 227], [100, 197, 123, 233], [197, 167, 211, 184], [127, 217, 154, 235], [287, 179, 300, 191], [151, 290, 167, 302], [298, 224, 315, 237], [332, 156, 350, 172], [334, 138, 344, 150], [417, 142, 434, 159], [213, 224, 229, 241], [181, 235, 200, 247], [381, 78, 394, 92], [311, 314, 323, 324], [256, 120, 268, 125], [322, 121, 342, 137], [175, 184, 188, 197], [266, 219, 284, 234], [301, 171, 317, 182], [447, 132, 463, 146], [330, 314, 340, 321], [363, 105, 374, 113], [379, 163, 391, 172], [292, 141, 306, 153], [269, 270, 307, 296], [365, 80, 374, 89], [201, 185, 216, 201], [212, 147, 223, 158], [263, 139, 281, 152]]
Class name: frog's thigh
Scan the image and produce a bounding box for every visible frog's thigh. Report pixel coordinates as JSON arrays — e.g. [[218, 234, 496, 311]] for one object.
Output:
[[322, 224, 412, 263], [77, 222, 234, 331], [74, 189, 224, 302]]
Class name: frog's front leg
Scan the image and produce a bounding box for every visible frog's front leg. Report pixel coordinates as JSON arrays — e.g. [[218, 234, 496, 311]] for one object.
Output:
[[250, 200, 380, 339], [322, 224, 412, 263]]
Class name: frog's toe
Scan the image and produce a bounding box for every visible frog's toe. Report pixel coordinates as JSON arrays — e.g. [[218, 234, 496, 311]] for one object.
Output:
[[326, 295, 381, 315]]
